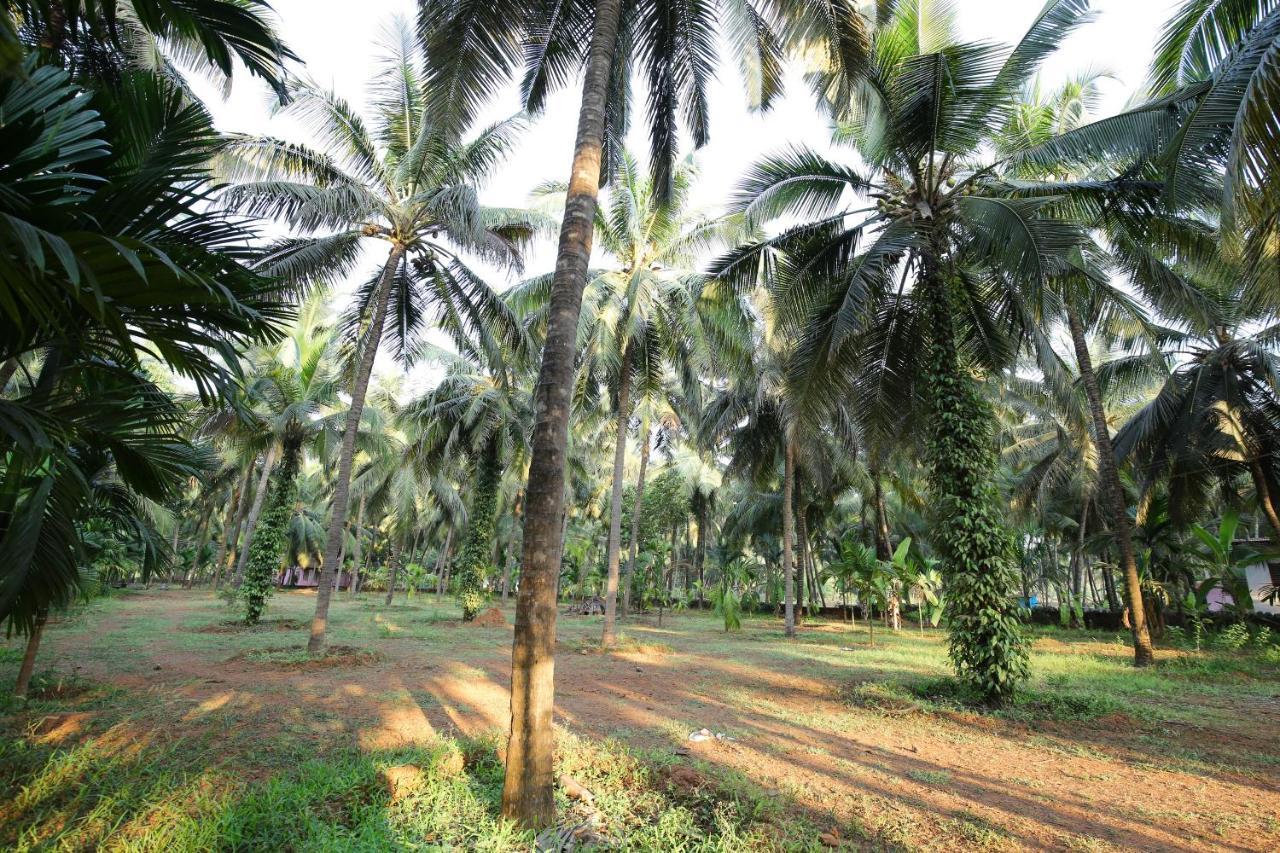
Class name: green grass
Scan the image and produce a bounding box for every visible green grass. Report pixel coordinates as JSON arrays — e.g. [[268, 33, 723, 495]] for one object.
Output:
[[0, 715, 826, 852], [2, 591, 1279, 850]]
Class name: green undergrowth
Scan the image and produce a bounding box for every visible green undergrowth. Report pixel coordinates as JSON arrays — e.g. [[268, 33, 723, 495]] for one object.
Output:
[[0, 693, 832, 851], [843, 676, 1128, 723]]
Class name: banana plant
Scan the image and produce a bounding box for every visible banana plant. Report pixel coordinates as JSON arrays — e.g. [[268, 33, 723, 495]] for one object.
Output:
[[1188, 510, 1270, 619]]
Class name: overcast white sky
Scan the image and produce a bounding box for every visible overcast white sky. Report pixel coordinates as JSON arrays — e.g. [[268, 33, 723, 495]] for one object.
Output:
[[190, 0, 1178, 390]]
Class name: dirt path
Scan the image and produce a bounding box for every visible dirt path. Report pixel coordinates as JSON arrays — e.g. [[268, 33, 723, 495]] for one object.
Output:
[[16, 590, 1280, 852]]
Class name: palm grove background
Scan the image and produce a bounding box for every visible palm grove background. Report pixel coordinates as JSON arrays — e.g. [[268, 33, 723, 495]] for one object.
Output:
[[3, 0, 1280, 830]]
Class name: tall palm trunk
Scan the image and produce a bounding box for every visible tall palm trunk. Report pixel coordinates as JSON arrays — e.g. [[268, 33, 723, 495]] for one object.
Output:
[[309, 243, 405, 653], [235, 444, 279, 587], [187, 513, 212, 587], [1066, 308, 1155, 666], [621, 414, 651, 618], [922, 263, 1027, 702], [797, 501, 809, 617], [348, 495, 366, 599], [457, 439, 502, 620], [601, 345, 634, 645], [435, 529, 453, 597], [502, 0, 625, 828], [872, 473, 892, 560], [782, 437, 797, 638], [13, 608, 48, 698], [695, 499, 708, 605], [384, 541, 402, 606], [1246, 457, 1280, 538], [213, 467, 252, 591]]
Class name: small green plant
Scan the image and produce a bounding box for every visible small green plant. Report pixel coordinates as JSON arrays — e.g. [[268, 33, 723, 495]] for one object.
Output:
[[1216, 623, 1251, 651]]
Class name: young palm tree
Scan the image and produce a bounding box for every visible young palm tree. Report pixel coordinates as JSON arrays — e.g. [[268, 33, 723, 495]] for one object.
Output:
[[220, 18, 538, 653], [419, 0, 874, 825], [718, 0, 1101, 701], [235, 299, 342, 625], [405, 349, 532, 621]]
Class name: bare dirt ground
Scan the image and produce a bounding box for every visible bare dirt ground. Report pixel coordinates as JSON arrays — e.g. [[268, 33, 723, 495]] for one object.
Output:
[[9, 589, 1280, 851]]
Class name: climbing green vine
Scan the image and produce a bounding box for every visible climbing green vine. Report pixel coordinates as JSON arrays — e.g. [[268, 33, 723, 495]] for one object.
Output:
[[923, 275, 1029, 703], [241, 442, 301, 625], [455, 440, 500, 621]]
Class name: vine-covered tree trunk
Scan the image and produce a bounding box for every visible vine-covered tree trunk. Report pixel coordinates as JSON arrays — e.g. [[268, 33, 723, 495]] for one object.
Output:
[[601, 344, 634, 645], [1066, 308, 1154, 666], [782, 438, 797, 637], [621, 415, 651, 617], [235, 444, 278, 588], [457, 439, 501, 620], [13, 607, 47, 698], [923, 268, 1028, 702], [503, 0, 624, 825], [309, 243, 405, 654], [242, 442, 301, 625]]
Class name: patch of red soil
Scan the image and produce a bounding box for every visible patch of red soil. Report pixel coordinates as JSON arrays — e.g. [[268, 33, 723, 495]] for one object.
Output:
[[30, 711, 95, 742], [468, 607, 508, 628]]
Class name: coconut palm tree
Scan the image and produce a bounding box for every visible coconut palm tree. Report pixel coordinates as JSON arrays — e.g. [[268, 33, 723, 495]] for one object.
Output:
[[717, 0, 1105, 701], [419, 0, 874, 824], [405, 348, 533, 621], [235, 298, 343, 625], [220, 17, 539, 653], [513, 153, 749, 645]]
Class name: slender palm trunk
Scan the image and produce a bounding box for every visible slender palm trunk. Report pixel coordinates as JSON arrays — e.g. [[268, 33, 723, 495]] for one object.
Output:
[[873, 474, 892, 560], [235, 445, 279, 587], [188, 514, 212, 587], [601, 346, 634, 645], [384, 541, 402, 606], [797, 504, 809, 617], [213, 468, 251, 591], [223, 463, 256, 587], [1066, 308, 1154, 666], [435, 529, 453, 597], [13, 609, 47, 698], [694, 501, 708, 606], [621, 414, 651, 618], [1247, 458, 1280, 538], [309, 244, 405, 653], [502, 0, 624, 827], [782, 438, 797, 638], [348, 495, 366, 599]]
